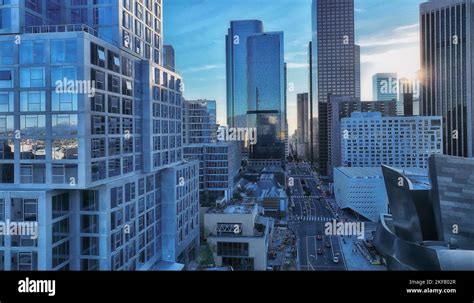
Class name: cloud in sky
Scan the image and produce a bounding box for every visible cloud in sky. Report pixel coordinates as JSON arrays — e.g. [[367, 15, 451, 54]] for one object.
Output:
[[184, 64, 225, 73], [286, 62, 309, 69]]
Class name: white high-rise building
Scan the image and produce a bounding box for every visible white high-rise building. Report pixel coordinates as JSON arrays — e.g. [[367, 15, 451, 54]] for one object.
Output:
[[341, 112, 443, 169]]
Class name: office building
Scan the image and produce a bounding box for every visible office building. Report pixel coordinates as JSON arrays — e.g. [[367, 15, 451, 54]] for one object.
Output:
[[420, 0, 474, 157], [374, 154, 474, 270], [226, 20, 263, 129], [296, 93, 309, 160], [204, 203, 274, 271], [183, 142, 241, 204], [247, 31, 286, 162], [328, 96, 397, 179], [308, 41, 316, 163], [311, 0, 360, 176], [182, 99, 217, 145], [341, 112, 443, 169], [0, 0, 199, 271], [398, 78, 414, 116], [372, 73, 398, 102]]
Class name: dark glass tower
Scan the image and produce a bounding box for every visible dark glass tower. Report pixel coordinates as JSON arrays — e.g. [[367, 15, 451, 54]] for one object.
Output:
[[311, 0, 359, 177], [225, 20, 263, 129], [420, 0, 473, 157], [247, 32, 286, 160]]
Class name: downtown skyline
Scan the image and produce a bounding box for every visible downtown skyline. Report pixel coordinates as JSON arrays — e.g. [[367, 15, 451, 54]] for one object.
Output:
[[164, 0, 424, 132]]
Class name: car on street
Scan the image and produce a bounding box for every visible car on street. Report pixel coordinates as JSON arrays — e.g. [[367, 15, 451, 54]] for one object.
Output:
[[317, 235, 322, 241], [317, 248, 323, 255], [333, 256, 339, 263], [325, 240, 331, 248]]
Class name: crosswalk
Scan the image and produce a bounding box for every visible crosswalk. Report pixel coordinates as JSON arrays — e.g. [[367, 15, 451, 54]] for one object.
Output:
[[292, 216, 334, 222]]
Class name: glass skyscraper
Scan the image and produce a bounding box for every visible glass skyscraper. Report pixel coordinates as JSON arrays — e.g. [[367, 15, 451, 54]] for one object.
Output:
[[0, 0, 200, 271], [420, 0, 473, 158], [311, 0, 360, 177], [225, 20, 263, 129], [247, 31, 286, 161]]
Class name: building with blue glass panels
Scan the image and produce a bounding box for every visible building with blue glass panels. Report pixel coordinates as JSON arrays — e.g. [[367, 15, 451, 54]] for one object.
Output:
[[247, 31, 286, 162], [0, 0, 199, 271]]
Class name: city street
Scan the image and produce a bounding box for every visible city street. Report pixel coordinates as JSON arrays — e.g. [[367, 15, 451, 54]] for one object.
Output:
[[288, 163, 347, 271]]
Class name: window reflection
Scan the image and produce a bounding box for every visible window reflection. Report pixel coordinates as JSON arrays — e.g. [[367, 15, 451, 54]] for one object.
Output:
[[52, 114, 78, 136], [0, 140, 14, 159], [52, 139, 78, 160], [0, 115, 14, 137], [20, 139, 46, 160], [20, 115, 46, 137]]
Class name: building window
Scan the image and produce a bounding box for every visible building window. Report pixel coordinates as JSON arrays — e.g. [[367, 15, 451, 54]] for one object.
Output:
[[122, 79, 133, 96], [51, 40, 77, 64], [108, 75, 120, 93], [108, 50, 121, 73], [20, 67, 45, 88], [52, 139, 78, 160], [91, 69, 105, 90], [0, 41, 14, 64], [0, 69, 13, 88], [20, 115, 46, 136], [20, 91, 45, 112], [108, 96, 120, 114], [0, 92, 13, 113], [91, 94, 105, 112], [91, 138, 105, 158], [217, 242, 249, 257], [91, 43, 106, 67], [91, 115, 105, 135], [122, 56, 133, 77], [52, 114, 78, 136], [20, 40, 46, 64]]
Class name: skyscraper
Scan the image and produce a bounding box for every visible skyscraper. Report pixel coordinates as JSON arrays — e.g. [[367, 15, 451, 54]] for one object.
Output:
[[182, 99, 217, 145], [297, 93, 310, 160], [0, 0, 200, 271], [399, 78, 414, 116], [247, 31, 286, 162], [420, 0, 473, 158], [372, 73, 398, 102], [226, 20, 264, 129], [311, 0, 359, 177]]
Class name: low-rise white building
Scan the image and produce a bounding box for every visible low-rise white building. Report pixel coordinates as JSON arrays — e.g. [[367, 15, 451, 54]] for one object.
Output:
[[203, 203, 273, 271], [333, 167, 389, 222]]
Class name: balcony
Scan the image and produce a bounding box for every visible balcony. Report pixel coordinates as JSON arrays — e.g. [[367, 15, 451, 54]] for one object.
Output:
[[22, 24, 98, 37]]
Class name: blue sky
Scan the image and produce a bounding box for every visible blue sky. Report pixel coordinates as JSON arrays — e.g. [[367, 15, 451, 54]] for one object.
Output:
[[164, 0, 424, 133]]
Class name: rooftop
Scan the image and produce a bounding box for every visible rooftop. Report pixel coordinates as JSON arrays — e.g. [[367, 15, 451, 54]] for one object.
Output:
[[207, 203, 257, 215]]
